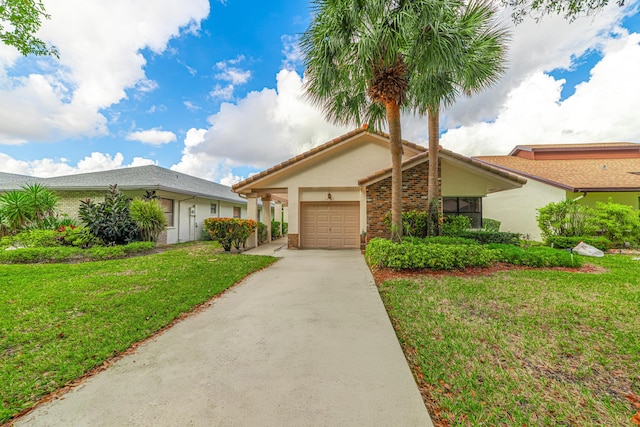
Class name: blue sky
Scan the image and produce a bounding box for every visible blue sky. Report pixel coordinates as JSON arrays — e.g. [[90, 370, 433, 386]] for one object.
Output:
[[1, 0, 639, 185]]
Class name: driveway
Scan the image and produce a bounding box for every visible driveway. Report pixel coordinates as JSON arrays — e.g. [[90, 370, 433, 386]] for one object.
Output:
[[14, 247, 433, 427]]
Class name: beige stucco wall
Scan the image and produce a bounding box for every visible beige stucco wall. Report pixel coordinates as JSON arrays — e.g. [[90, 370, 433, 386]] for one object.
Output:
[[441, 159, 519, 196], [482, 179, 566, 241]]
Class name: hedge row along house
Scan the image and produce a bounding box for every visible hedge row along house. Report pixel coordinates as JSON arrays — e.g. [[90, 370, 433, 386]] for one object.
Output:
[[232, 126, 526, 249], [0, 165, 250, 245], [474, 142, 640, 241]]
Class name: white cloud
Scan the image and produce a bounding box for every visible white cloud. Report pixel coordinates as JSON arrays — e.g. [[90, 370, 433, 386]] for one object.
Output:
[[0, 0, 210, 145], [126, 128, 177, 145], [183, 101, 201, 111], [171, 69, 350, 182], [281, 34, 302, 70], [0, 151, 157, 177], [440, 28, 640, 156], [210, 84, 235, 101], [209, 55, 252, 101], [215, 68, 251, 85]]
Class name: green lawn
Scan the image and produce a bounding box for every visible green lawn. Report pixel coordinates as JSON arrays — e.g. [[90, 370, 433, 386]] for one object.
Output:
[[378, 255, 640, 426], [0, 242, 276, 424]]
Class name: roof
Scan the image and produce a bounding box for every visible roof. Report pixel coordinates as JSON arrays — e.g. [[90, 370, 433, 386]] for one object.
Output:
[[474, 155, 640, 192], [509, 142, 640, 159], [232, 125, 426, 192], [0, 165, 245, 203], [358, 147, 527, 186], [0, 172, 36, 184]]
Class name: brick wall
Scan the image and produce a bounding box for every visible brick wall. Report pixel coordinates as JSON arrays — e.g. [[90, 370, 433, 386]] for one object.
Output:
[[365, 160, 441, 241], [57, 191, 105, 221]]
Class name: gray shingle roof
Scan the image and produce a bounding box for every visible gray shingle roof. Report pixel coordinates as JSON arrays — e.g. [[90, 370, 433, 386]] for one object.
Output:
[[0, 165, 245, 204], [0, 172, 37, 185]]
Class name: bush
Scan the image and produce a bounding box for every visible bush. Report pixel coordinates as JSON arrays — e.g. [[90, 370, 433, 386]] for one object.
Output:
[[590, 200, 640, 244], [59, 226, 103, 248], [546, 236, 613, 251], [258, 222, 269, 244], [482, 218, 501, 232], [0, 246, 81, 264], [489, 244, 583, 268], [271, 221, 282, 239], [458, 230, 521, 245], [384, 210, 429, 238], [129, 198, 167, 243], [202, 217, 257, 251], [1, 229, 61, 248], [403, 236, 478, 246], [282, 222, 288, 236], [365, 238, 497, 270], [537, 199, 596, 239], [441, 215, 472, 236], [78, 185, 138, 245]]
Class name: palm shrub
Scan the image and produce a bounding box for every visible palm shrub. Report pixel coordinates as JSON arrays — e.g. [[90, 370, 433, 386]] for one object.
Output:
[[78, 184, 138, 245], [129, 198, 168, 243], [0, 183, 61, 234], [0, 190, 32, 232]]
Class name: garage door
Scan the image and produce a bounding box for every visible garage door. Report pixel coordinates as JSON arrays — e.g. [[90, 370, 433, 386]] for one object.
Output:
[[300, 202, 360, 249]]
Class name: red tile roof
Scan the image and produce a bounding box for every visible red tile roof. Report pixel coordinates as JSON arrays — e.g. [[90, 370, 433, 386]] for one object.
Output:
[[232, 126, 426, 192]]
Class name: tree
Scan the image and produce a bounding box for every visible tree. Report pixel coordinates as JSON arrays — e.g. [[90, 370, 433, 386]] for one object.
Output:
[[502, 0, 626, 22], [421, 1, 509, 235], [0, 0, 58, 57], [301, 0, 508, 240]]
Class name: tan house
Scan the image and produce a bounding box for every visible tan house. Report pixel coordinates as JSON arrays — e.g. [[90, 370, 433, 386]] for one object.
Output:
[[232, 126, 525, 249], [474, 142, 640, 241]]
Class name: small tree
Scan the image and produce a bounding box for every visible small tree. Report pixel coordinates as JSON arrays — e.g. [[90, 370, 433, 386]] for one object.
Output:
[[129, 198, 168, 243], [537, 199, 595, 239]]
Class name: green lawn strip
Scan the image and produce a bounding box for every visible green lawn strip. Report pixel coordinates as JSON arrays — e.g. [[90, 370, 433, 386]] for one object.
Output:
[[0, 244, 275, 423], [379, 255, 640, 426]]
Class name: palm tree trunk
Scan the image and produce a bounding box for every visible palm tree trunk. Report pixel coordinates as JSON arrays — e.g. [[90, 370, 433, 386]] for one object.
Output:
[[386, 101, 403, 242], [427, 107, 441, 236]]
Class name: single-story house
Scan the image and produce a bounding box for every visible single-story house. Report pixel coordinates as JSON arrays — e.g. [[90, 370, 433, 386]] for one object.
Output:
[[232, 126, 526, 249], [0, 165, 248, 244], [474, 142, 640, 241]]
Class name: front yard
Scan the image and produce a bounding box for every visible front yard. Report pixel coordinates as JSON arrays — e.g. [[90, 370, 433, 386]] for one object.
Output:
[[377, 254, 640, 426], [0, 242, 275, 424]]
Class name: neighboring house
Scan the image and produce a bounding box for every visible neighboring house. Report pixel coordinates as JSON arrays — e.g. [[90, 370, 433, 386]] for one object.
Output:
[[232, 126, 525, 249], [0, 165, 247, 244], [474, 142, 640, 241]]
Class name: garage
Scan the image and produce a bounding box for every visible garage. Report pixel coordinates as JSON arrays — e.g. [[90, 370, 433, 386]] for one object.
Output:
[[300, 202, 360, 249]]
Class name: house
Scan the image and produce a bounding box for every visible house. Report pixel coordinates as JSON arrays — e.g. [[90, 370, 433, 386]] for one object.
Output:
[[0, 165, 247, 244], [232, 126, 526, 249], [474, 142, 640, 241]]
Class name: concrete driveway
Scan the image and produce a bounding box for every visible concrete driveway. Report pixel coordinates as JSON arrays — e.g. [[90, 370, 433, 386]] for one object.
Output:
[[14, 246, 433, 427]]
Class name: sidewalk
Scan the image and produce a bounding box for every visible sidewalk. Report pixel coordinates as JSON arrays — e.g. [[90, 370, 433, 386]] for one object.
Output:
[[14, 248, 433, 427]]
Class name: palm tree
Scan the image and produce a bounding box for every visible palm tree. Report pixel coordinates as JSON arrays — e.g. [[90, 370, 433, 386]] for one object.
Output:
[[301, 0, 508, 241], [418, 1, 509, 235]]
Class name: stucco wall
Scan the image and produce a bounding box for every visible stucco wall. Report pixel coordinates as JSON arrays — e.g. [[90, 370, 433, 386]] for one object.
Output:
[[567, 191, 640, 208], [482, 179, 565, 241]]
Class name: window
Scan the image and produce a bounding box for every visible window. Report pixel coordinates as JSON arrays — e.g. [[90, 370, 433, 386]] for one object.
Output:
[[442, 197, 482, 228], [158, 198, 174, 227], [233, 206, 241, 219], [210, 203, 217, 215]]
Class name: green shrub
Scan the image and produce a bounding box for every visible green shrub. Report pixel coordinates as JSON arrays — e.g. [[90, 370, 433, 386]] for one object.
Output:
[[482, 218, 501, 232], [258, 222, 269, 244], [590, 200, 640, 244], [3, 229, 61, 248], [489, 244, 583, 268], [537, 199, 596, 239], [129, 198, 167, 243], [271, 221, 282, 239], [59, 226, 103, 248], [282, 222, 288, 235], [78, 185, 138, 245], [384, 210, 430, 238], [441, 215, 472, 236], [546, 236, 613, 251], [202, 217, 257, 251], [365, 238, 497, 270], [85, 242, 155, 260], [459, 230, 521, 245], [403, 236, 478, 246], [0, 246, 82, 264]]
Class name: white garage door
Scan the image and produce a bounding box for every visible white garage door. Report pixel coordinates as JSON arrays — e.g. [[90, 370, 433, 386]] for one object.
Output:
[[300, 202, 360, 249]]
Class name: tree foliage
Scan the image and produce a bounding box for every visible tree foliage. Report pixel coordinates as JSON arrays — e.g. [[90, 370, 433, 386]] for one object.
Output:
[[502, 0, 626, 23], [0, 0, 57, 56], [78, 185, 138, 245], [129, 198, 168, 243]]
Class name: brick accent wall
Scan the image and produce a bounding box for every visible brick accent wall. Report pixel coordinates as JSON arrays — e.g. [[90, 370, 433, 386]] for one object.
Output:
[[365, 160, 441, 241], [288, 233, 299, 249], [57, 191, 105, 221]]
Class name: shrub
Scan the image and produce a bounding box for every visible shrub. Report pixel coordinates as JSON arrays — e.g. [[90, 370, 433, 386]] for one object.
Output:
[[489, 244, 583, 268], [271, 221, 282, 239], [590, 200, 640, 244], [282, 222, 288, 236], [537, 199, 596, 239], [202, 217, 257, 251], [78, 184, 138, 245], [441, 215, 472, 236], [59, 226, 103, 248], [129, 198, 168, 243], [403, 236, 478, 246], [546, 236, 613, 251], [458, 230, 521, 245], [0, 246, 81, 264], [365, 238, 497, 270], [2, 229, 61, 248], [258, 222, 269, 244], [0, 183, 60, 234], [482, 218, 501, 232], [384, 210, 429, 238]]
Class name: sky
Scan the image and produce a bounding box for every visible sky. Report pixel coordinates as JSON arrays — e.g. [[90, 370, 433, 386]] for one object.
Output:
[[0, 0, 639, 186]]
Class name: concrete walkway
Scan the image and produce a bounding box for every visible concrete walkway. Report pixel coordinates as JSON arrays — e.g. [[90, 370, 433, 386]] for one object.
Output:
[[14, 247, 433, 427]]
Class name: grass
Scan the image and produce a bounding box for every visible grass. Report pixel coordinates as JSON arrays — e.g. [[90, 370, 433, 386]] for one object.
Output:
[[0, 242, 276, 424], [378, 254, 640, 426]]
